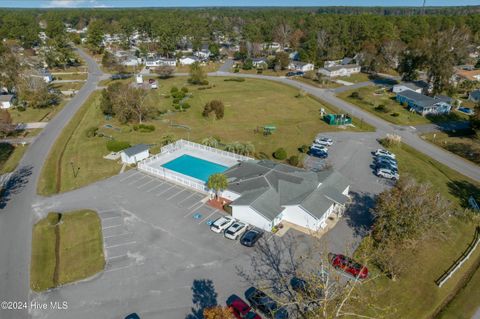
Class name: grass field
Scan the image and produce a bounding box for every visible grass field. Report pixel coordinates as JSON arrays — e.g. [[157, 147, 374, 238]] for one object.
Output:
[[9, 100, 68, 123], [294, 76, 342, 89], [51, 82, 85, 92], [422, 130, 480, 167], [52, 73, 88, 81], [30, 210, 104, 292], [356, 142, 480, 318], [38, 76, 372, 195], [175, 62, 222, 73], [336, 72, 371, 83], [0, 143, 28, 174], [337, 86, 469, 126]]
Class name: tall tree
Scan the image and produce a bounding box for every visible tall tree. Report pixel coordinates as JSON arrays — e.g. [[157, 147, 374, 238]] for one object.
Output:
[[206, 173, 228, 200], [189, 62, 207, 85], [86, 20, 104, 54]]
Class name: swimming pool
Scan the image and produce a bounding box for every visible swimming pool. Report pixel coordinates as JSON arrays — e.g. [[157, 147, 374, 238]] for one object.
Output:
[[161, 154, 229, 182]]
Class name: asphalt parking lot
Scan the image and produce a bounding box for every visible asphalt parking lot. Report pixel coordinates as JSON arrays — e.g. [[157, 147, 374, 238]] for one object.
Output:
[[29, 133, 391, 319]]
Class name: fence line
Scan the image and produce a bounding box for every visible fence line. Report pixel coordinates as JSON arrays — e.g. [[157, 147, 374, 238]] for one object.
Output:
[[435, 226, 480, 287]]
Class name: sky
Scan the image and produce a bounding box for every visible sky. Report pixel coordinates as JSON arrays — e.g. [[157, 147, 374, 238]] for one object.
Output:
[[0, 0, 479, 8]]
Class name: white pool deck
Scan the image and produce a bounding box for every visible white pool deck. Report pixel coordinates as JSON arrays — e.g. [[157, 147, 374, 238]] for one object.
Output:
[[138, 140, 253, 193]]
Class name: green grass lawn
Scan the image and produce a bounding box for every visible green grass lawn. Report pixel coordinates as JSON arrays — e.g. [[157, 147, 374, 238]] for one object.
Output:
[[293, 76, 342, 89], [30, 210, 104, 292], [38, 76, 372, 195], [9, 100, 68, 123], [422, 131, 480, 167], [336, 72, 371, 83], [52, 73, 88, 81], [0, 143, 28, 174], [51, 82, 85, 91], [175, 62, 222, 73], [337, 86, 468, 126], [355, 142, 480, 318]]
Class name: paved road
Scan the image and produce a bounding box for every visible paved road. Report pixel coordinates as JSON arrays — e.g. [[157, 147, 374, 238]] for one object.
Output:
[[0, 47, 106, 319], [210, 70, 480, 182]]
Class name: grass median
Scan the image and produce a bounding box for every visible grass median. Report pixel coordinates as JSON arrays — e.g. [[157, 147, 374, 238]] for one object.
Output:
[[30, 210, 104, 292]]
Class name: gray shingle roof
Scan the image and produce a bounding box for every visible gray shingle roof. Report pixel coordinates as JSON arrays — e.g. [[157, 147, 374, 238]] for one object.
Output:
[[323, 64, 360, 72], [397, 90, 437, 108], [470, 89, 480, 101], [122, 144, 150, 157], [225, 160, 350, 222]]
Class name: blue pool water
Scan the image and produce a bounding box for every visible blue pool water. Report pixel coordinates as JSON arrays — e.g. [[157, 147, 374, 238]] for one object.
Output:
[[161, 155, 228, 182]]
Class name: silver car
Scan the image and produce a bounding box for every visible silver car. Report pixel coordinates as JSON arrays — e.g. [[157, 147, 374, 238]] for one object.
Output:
[[224, 222, 248, 240]]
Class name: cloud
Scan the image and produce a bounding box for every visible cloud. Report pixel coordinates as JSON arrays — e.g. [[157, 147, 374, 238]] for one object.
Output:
[[44, 0, 110, 8]]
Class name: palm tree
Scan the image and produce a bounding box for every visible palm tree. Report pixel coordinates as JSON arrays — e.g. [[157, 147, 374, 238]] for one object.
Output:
[[201, 137, 218, 148], [161, 134, 175, 146], [244, 142, 255, 156], [206, 173, 228, 201], [224, 143, 236, 153], [233, 142, 244, 154]]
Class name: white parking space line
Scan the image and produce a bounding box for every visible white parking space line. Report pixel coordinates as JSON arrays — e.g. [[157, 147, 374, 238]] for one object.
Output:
[[137, 178, 156, 189], [101, 216, 122, 221], [107, 254, 127, 260], [104, 232, 133, 240], [184, 203, 204, 217], [187, 200, 204, 210], [266, 234, 275, 242], [105, 241, 136, 249], [156, 185, 176, 196], [128, 175, 148, 185], [146, 182, 165, 193], [105, 264, 134, 273], [199, 210, 218, 224], [119, 171, 139, 182], [166, 189, 188, 201], [102, 224, 123, 230], [177, 192, 197, 204]]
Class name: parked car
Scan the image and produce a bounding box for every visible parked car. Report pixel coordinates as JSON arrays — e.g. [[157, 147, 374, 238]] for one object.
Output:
[[311, 144, 328, 152], [245, 287, 289, 319], [374, 159, 398, 170], [224, 221, 248, 240], [125, 314, 140, 319], [150, 83, 158, 89], [308, 149, 328, 159], [314, 137, 333, 146], [286, 72, 296, 77], [376, 168, 399, 180], [374, 155, 397, 165], [373, 149, 396, 159], [226, 294, 261, 319], [328, 253, 368, 280], [210, 216, 235, 233], [240, 229, 263, 247]]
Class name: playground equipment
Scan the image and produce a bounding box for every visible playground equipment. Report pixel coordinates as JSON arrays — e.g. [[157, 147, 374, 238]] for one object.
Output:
[[323, 114, 352, 126], [254, 125, 277, 136]]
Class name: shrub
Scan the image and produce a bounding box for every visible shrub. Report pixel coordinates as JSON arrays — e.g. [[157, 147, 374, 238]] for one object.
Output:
[[133, 124, 155, 132], [391, 112, 400, 117], [299, 144, 310, 153], [182, 103, 191, 109], [106, 140, 131, 152], [203, 100, 225, 119], [233, 68, 239, 73], [296, 89, 307, 98], [258, 152, 270, 159], [198, 86, 213, 90], [257, 68, 263, 74], [16, 106, 26, 112], [379, 134, 402, 148], [273, 148, 287, 160], [85, 126, 98, 138], [224, 78, 245, 82], [375, 104, 390, 113], [350, 91, 361, 99], [288, 155, 299, 166], [170, 86, 178, 94], [181, 87, 189, 93]]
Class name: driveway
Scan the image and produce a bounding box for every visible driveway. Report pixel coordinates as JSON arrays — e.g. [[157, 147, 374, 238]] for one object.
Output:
[[0, 48, 106, 319]]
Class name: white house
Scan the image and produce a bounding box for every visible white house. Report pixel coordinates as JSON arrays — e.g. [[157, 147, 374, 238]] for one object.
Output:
[[392, 81, 429, 94], [0, 95, 14, 109], [40, 70, 53, 83], [324, 57, 354, 68], [252, 58, 268, 68], [120, 144, 151, 164], [194, 44, 211, 59], [288, 61, 314, 72], [221, 160, 350, 232], [179, 56, 200, 65], [145, 57, 177, 68], [317, 64, 361, 77]]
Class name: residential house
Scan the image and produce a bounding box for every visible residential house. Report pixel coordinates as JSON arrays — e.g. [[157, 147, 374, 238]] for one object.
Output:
[[324, 57, 354, 68], [179, 56, 200, 65], [251, 58, 268, 69], [40, 69, 53, 83], [0, 95, 14, 109], [396, 90, 451, 116], [194, 44, 211, 60], [469, 89, 480, 103], [145, 57, 176, 68], [120, 144, 151, 164], [392, 81, 429, 94], [288, 61, 314, 72], [289, 51, 299, 61], [221, 160, 350, 232], [317, 64, 361, 77]]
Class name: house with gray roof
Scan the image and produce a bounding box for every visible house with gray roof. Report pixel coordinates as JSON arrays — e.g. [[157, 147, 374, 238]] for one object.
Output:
[[396, 90, 451, 116], [221, 160, 350, 232], [469, 89, 480, 103], [317, 64, 361, 78], [392, 81, 429, 95]]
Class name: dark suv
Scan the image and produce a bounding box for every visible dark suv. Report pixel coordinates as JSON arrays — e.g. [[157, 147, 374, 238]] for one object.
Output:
[[245, 287, 288, 319]]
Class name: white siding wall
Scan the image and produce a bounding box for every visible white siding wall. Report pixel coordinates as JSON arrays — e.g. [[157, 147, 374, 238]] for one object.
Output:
[[121, 150, 149, 164], [231, 205, 273, 231], [282, 205, 320, 231]]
